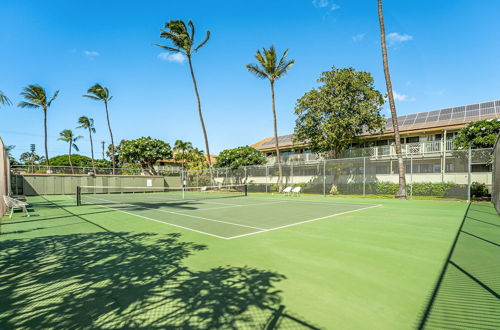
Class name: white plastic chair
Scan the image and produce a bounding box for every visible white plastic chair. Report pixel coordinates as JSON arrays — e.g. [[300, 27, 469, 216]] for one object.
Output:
[[282, 186, 293, 196], [291, 186, 302, 197], [3, 195, 30, 219]]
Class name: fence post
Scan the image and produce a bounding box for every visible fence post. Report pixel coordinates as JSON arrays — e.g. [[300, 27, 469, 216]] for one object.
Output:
[[290, 163, 293, 185], [265, 165, 269, 193], [410, 156, 413, 200], [323, 160, 326, 196], [467, 147, 472, 201], [363, 157, 366, 196]]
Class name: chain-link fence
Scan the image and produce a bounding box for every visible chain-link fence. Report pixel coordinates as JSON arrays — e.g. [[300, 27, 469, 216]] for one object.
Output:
[[185, 148, 493, 200]]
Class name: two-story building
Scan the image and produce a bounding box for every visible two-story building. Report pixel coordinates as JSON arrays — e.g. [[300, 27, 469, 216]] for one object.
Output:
[[252, 99, 500, 162]]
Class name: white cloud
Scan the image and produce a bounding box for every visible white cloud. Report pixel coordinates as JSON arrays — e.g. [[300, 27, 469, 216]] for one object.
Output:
[[387, 32, 413, 47], [331, 3, 340, 10], [84, 50, 100, 58], [157, 52, 185, 63], [352, 33, 365, 42], [312, 0, 329, 8], [393, 91, 415, 102]]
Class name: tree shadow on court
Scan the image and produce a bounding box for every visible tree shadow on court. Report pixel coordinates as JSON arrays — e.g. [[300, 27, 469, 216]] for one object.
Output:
[[0, 229, 318, 329], [417, 203, 500, 329]]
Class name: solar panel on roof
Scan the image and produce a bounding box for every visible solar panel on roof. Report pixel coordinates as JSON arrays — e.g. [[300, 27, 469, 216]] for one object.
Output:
[[414, 118, 427, 124], [440, 108, 452, 115], [481, 108, 495, 116], [426, 115, 439, 123], [481, 101, 494, 108], [438, 114, 451, 121]]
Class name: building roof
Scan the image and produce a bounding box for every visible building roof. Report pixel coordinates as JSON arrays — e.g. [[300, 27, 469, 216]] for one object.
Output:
[[252, 100, 500, 151]]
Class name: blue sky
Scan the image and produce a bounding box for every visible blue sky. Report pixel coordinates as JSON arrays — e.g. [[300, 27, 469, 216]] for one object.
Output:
[[1, 0, 500, 160]]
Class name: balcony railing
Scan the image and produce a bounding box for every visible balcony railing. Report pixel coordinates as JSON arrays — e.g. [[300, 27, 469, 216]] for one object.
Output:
[[266, 140, 457, 164]]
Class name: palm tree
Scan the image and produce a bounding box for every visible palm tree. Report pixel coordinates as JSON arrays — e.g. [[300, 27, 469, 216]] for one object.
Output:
[[18, 85, 59, 171], [377, 0, 407, 198], [173, 140, 193, 169], [58, 129, 82, 174], [0, 90, 11, 106], [153, 20, 213, 168], [77, 116, 97, 174], [83, 84, 116, 173], [246, 46, 294, 192]]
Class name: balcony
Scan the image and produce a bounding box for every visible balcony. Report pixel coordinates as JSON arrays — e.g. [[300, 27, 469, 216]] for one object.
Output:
[[266, 140, 457, 164]]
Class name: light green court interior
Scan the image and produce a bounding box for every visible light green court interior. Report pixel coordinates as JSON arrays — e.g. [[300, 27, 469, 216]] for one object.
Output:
[[1, 194, 497, 329]]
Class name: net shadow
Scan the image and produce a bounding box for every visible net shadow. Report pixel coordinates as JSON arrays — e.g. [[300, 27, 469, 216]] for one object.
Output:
[[418, 203, 500, 329]]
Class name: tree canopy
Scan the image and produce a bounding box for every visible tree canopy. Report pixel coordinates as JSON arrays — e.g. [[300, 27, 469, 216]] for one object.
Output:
[[294, 67, 385, 156], [47, 154, 112, 167], [214, 146, 266, 169], [454, 119, 500, 149], [118, 137, 172, 174]]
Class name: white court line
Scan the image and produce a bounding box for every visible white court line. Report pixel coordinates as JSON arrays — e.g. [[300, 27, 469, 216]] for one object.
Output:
[[83, 195, 265, 231], [245, 196, 378, 207], [226, 204, 383, 240]]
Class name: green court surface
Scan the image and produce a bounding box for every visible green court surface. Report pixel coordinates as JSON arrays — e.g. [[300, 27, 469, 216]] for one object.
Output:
[[0, 194, 485, 329]]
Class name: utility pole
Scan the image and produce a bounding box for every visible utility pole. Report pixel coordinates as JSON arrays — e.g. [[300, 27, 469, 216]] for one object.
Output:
[[101, 141, 105, 160]]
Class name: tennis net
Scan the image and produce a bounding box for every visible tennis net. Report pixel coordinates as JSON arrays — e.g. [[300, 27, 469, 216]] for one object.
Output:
[[76, 184, 247, 206]]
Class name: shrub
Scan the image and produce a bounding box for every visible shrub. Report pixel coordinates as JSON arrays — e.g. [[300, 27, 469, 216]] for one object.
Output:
[[471, 182, 488, 198]]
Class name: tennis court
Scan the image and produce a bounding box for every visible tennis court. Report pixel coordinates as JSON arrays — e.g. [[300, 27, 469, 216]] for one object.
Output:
[[76, 185, 381, 239]]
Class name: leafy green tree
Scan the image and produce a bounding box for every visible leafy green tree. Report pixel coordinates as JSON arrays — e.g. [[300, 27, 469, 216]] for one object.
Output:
[[294, 67, 385, 156], [58, 129, 82, 174], [0, 90, 11, 106], [215, 146, 266, 169], [18, 85, 59, 169], [173, 140, 193, 169], [83, 84, 116, 172], [47, 154, 104, 167], [454, 119, 500, 149], [185, 148, 209, 170], [378, 0, 407, 198], [153, 20, 213, 167], [77, 116, 97, 173], [246, 46, 294, 191], [118, 137, 172, 175]]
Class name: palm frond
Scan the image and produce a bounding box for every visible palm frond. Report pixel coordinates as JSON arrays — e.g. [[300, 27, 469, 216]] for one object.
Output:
[[0, 91, 12, 106], [194, 31, 210, 53], [72, 144, 80, 152], [152, 43, 184, 54], [47, 90, 59, 107], [17, 101, 39, 109], [188, 20, 195, 43], [246, 64, 269, 80], [82, 94, 100, 100]]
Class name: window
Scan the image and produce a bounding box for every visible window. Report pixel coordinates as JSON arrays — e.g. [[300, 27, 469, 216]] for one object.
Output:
[[406, 136, 420, 143], [376, 139, 388, 146]]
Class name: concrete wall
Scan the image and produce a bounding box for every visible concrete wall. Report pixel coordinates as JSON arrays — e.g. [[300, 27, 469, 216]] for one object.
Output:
[[13, 174, 181, 196]]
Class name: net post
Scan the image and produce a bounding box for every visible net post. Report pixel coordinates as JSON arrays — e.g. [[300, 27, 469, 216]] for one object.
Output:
[[244, 184, 248, 196], [76, 186, 81, 206]]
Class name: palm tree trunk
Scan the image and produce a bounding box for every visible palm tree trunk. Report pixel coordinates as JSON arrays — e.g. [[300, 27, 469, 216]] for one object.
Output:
[[89, 128, 96, 174], [43, 108, 50, 172], [68, 142, 74, 174], [378, 0, 407, 198], [187, 56, 211, 166], [104, 100, 116, 174], [270, 81, 283, 192]]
